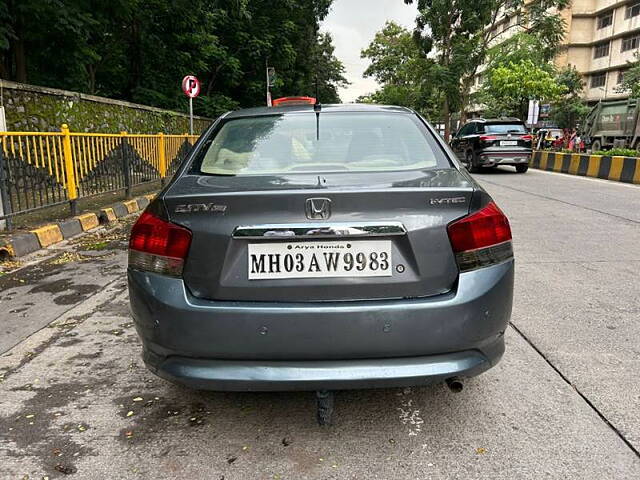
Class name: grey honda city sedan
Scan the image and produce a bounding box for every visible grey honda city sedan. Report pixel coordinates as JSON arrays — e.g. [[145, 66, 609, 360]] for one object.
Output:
[[128, 101, 514, 395]]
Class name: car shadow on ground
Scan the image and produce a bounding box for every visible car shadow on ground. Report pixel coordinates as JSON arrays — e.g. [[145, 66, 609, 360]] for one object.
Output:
[[128, 379, 466, 436], [471, 166, 520, 175]]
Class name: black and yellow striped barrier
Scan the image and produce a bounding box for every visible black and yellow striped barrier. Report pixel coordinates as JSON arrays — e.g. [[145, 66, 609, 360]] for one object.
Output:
[[531, 151, 640, 184], [0, 193, 155, 259]]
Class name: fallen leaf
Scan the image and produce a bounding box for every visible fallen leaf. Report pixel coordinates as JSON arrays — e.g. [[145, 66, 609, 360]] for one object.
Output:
[[281, 438, 291, 447], [126, 411, 134, 417], [54, 464, 76, 475], [476, 447, 487, 455], [227, 456, 237, 464], [133, 397, 143, 402]]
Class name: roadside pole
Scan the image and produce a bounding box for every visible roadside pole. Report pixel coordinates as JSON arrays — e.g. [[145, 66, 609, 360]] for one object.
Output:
[[189, 97, 193, 135], [181, 75, 200, 135], [266, 63, 275, 107], [0, 142, 11, 231], [61, 124, 78, 217], [0, 85, 7, 229], [121, 131, 131, 199]]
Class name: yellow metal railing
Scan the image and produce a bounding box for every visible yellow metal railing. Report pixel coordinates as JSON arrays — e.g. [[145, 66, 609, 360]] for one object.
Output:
[[0, 125, 199, 221]]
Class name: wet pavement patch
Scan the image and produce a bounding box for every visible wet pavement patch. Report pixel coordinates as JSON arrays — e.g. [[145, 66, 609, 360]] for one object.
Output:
[[113, 395, 214, 446], [0, 329, 66, 384], [0, 381, 101, 476], [0, 256, 72, 291], [57, 338, 84, 348], [97, 299, 131, 317]]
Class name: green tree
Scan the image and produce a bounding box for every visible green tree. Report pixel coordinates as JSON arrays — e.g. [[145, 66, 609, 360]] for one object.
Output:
[[309, 32, 349, 103], [479, 59, 566, 119], [615, 52, 640, 99], [359, 22, 440, 118], [459, 0, 570, 122], [551, 66, 589, 129], [405, 0, 495, 139], [0, 0, 347, 120]]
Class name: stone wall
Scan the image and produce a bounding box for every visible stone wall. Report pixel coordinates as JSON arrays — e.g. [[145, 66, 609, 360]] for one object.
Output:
[[0, 80, 212, 134]]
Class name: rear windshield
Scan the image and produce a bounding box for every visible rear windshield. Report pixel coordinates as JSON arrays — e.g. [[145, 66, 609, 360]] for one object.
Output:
[[197, 112, 443, 175], [483, 123, 527, 134]]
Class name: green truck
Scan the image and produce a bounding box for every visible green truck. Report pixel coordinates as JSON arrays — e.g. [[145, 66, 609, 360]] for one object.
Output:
[[583, 99, 640, 151]]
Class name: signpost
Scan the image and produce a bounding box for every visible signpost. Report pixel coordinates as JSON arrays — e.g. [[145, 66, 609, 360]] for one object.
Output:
[[0, 106, 6, 132], [527, 100, 540, 127], [181, 75, 200, 134], [266, 63, 275, 107]]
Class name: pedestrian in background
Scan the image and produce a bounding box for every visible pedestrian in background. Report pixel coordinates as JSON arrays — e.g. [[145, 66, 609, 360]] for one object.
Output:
[[574, 132, 583, 152]]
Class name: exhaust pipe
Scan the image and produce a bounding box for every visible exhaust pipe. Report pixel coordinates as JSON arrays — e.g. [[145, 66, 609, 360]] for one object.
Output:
[[446, 377, 464, 393]]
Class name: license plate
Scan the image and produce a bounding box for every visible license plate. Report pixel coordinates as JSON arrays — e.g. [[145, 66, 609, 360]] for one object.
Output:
[[248, 240, 392, 280], [500, 140, 518, 146]]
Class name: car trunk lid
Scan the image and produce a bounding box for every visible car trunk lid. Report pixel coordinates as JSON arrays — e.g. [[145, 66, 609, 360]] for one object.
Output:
[[164, 169, 473, 302]]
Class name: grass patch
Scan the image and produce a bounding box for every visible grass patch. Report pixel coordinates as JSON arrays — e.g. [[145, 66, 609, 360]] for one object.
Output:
[[82, 241, 111, 251], [592, 148, 640, 157]]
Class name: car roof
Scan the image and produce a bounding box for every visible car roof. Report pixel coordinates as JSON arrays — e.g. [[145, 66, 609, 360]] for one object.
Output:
[[224, 103, 415, 119], [469, 117, 523, 123]]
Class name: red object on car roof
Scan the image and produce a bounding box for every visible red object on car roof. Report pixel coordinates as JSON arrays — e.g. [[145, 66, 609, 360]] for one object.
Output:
[[272, 96, 316, 106]]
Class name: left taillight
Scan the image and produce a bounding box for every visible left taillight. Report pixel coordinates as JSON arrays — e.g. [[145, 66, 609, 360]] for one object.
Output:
[[447, 202, 513, 272], [128, 211, 192, 277]]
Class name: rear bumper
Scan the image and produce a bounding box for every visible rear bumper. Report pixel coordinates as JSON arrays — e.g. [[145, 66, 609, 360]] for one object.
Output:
[[479, 151, 531, 166], [128, 260, 513, 391], [144, 340, 504, 391]]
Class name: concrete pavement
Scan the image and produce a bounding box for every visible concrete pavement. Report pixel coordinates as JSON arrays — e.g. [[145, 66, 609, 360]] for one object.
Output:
[[1, 168, 639, 479], [475, 168, 640, 454]]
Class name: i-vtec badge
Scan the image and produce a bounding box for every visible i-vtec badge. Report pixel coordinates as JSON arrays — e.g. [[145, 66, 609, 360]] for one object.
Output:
[[429, 196, 466, 206], [174, 203, 227, 214]]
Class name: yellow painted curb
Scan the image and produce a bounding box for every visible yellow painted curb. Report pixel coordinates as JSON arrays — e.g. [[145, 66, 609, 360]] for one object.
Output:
[[539, 151, 548, 170], [609, 156, 624, 182], [100, 207, 117, 222], [76, 213, 100, 231], [31, 224, 64, 248], [634, 162, 640, 184], [586, 155, 600, 178], [123, 200, 139, 214], [144, 194, 156, 202], [569, 154, 580, 175]]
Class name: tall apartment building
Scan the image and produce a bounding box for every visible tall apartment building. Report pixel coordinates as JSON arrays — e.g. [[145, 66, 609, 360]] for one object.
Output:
[[561, 0, 640, 103], [470, 1, 640, 118]]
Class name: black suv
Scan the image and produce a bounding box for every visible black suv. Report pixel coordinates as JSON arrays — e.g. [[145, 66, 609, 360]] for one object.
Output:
[[450, 118, 532, 173]]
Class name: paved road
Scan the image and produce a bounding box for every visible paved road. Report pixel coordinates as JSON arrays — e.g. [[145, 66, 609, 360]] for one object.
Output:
[[1, 168, 639, 479]]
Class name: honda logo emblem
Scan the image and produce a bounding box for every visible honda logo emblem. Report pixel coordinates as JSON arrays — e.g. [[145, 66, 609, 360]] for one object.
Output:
[[305, 198, 331, 220]]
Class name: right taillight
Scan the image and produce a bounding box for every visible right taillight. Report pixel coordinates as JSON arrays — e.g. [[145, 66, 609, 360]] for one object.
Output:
[[447, 202, 513, 272], [128, 211, 192, 277]]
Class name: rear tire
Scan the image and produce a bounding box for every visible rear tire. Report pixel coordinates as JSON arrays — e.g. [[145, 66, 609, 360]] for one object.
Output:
[[466, 151, 480, 173], [515, 164, 528, 173], [591, 140, 601, 153]]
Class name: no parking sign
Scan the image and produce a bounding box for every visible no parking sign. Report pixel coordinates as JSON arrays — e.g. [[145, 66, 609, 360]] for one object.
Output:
[[181, 75, 200, 134], [181, 75, 200, 98]]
